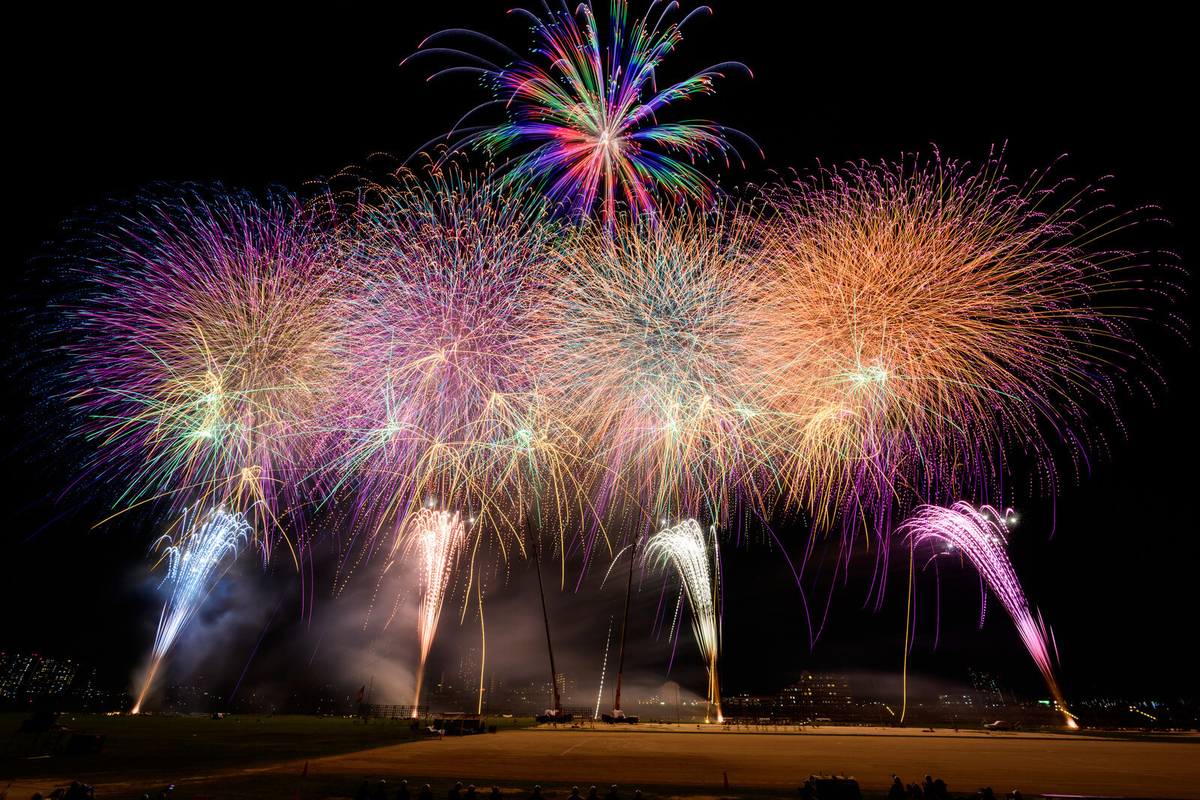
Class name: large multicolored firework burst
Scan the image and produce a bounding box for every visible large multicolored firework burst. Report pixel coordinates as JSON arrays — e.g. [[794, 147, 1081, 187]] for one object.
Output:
[[758, 154, 1147, 545], [538, 208, 779, 532], [58, 186, 338, 561], [407, 0, 753, 223], [324, 167, 583, 549], [900, 501, 1076, 727]]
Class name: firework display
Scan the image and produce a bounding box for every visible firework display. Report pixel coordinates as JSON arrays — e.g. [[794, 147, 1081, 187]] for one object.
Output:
[[900, 502, 1076, 727], [647, 519, 722, 722], [25, 0, 1180, 725], [133, 505, 251, 714], [407, 0, 752, 223]]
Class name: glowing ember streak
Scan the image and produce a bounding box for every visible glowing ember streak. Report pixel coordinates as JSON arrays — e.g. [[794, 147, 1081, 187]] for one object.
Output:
[[407, 0, 754, 223], [648, 518, 722, 723], [133, 505, 251, 714], [595, 615, 613, 719], [899, 501, 1077, 728], [399, 507, 466, 715]]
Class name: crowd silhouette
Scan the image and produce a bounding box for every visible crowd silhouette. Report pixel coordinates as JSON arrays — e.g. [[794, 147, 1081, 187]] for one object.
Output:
[[342, 773, 1026, 799]]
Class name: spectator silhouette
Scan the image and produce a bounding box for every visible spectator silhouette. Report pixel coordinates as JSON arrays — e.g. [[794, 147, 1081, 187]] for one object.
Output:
[[887, 777, 906, 800], [569, 788, 581, 799], [490, 787, 502, 800], [449, 783, 463, 800], [356, 781, 371, 800], [605, 786, 619, 800], [419, 785, 434, 800], [587, 788, 599, 800], [397, 781, 411, 800], [528, 786, 542, 800], [465, 786, 477, 800], [374, 780, 389, 800]]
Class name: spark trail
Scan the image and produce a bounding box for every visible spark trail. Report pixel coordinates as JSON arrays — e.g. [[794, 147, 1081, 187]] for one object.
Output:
[[133, 505, 251, 713], [899, 501, 1076, 727], [648, 518, 723, 722]]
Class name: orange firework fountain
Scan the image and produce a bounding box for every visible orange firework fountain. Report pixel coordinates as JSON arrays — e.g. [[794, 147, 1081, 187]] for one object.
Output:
[[399, 506, 466, 716]]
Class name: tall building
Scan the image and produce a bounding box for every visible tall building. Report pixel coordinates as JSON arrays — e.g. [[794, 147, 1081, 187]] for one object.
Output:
[[0, 652, 33, 699], [455, 646, 480, 691], [0, 653, 79, 700], [775, 672, 852, 720], [968, 667, 1009, 708]]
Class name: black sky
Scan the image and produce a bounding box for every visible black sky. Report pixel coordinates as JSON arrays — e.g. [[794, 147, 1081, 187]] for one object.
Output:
[[4, 3, 1194, 706]]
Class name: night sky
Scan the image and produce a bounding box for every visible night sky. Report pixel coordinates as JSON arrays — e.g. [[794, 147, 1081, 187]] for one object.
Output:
[[4, 3, 1194, 709]]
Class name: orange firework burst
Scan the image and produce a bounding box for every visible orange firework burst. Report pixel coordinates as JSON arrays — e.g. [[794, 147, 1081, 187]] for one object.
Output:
[[758, 153, 1148, 534]]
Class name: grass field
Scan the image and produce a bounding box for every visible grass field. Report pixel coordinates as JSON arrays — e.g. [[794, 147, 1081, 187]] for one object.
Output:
[[0, 712, 532, 798], [3, 715, 1198, 800]]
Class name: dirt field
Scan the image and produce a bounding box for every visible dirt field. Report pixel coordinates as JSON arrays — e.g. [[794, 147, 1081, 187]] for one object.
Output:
[[7, 723, 1198, 798], [281, 724, 1200, 798]]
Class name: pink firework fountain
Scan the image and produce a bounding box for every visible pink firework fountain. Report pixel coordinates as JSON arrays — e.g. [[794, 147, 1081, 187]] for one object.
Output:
[[400, 507, 466, 715], [900, 502, 1076, 728]]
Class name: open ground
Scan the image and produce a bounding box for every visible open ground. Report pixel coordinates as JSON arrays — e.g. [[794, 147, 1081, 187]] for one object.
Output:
[[5, 719, 1198, 799]]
